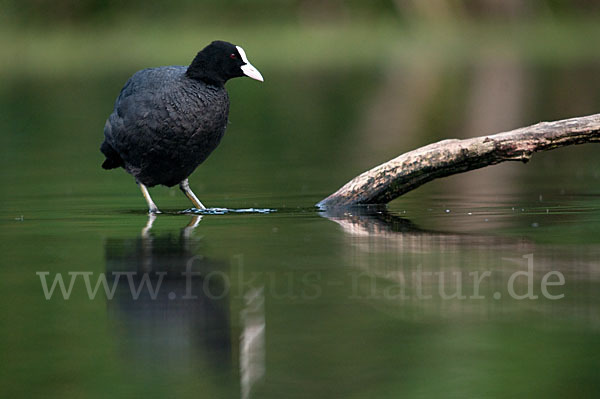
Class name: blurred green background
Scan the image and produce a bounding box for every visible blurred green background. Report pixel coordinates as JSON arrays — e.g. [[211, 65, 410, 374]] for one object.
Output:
[[1, 1, 600, 398]]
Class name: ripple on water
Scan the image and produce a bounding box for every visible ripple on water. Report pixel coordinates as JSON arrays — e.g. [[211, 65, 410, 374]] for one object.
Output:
[[181, 207, 276, 215]]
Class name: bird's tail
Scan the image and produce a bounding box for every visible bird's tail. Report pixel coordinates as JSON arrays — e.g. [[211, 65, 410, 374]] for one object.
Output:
[[100, 141, 123, 170]]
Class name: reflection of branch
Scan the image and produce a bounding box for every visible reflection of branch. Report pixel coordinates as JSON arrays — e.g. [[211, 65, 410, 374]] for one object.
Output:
[[321, 207, 532, 252], [321, 206, 420, 235], [318, 113, 600, 208], [321, 209, 600, 325]]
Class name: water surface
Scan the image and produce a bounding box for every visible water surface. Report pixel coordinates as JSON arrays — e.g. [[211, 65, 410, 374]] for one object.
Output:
[[1, 63, 599, 398]]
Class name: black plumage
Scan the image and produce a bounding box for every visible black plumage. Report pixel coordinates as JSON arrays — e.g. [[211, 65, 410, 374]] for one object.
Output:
[[100, 40, 263, 213], [102, 66, 230, 187]]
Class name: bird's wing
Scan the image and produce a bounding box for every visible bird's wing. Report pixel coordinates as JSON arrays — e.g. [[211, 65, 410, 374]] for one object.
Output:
[[104, 68, 189, 163]]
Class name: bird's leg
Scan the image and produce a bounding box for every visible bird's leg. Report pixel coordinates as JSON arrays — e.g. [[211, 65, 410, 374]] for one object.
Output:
[[179, 178, 206, 210], [139, 183, 161, 214]]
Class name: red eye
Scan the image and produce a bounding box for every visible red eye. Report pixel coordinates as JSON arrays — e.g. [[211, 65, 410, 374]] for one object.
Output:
[[230, 53, 237, 59]]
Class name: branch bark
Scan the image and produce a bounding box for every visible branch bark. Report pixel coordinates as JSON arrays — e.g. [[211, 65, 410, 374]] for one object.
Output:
[[317, 113, 600, 208]]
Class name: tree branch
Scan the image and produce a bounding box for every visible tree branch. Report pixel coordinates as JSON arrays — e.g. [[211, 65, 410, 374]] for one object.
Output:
[[317, 113, 600, 208]]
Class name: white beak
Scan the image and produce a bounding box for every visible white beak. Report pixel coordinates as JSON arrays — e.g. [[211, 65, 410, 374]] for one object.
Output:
[[236, 45, 264, 82], [241, 63, 264, 82]]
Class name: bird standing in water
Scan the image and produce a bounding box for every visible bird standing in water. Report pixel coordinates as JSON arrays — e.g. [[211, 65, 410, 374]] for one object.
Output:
[[100, 40, 263, 213]]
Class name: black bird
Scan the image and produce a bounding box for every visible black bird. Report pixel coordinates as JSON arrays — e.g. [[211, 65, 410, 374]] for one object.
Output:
[[100, 40, 263, 213]]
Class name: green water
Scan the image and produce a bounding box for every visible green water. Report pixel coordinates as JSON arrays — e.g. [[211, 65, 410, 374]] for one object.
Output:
[[1, 62, 600, 398]]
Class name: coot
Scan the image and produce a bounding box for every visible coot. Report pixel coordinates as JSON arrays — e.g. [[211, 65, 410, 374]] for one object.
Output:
[[100, 40, 263, 213]]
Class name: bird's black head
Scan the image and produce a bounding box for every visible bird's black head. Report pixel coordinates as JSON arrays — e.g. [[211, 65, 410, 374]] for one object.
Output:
[[186, 40, 264, 86]]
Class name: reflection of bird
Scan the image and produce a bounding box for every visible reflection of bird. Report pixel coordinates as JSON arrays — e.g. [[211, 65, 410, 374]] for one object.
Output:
[[100, 41, 263, 213], [104, 215, 234, 378]]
